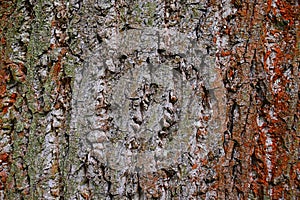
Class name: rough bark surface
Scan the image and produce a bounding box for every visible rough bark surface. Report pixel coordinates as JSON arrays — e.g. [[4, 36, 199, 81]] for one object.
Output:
[[0, 0, 299, 199]]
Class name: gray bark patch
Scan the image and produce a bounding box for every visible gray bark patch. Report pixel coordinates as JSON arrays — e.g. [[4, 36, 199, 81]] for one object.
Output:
[[70, 27, 226, 195]]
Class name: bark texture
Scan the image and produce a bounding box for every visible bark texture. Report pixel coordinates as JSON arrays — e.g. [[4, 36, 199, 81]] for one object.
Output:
[[0, 0, 299, 199]]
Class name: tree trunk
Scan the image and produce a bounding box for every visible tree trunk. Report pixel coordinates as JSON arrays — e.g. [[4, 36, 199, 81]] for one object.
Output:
[[0, 0, 299, 199]]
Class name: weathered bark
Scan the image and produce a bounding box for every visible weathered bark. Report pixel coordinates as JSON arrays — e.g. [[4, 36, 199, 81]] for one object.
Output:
[[0, 0, 299, 199]]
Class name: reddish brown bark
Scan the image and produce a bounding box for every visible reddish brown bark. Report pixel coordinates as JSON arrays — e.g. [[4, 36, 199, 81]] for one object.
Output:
[[216, 0, 299, 198]]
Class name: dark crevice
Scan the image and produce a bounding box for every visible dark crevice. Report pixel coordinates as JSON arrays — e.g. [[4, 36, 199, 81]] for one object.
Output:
[[228, 101, 237, 135]]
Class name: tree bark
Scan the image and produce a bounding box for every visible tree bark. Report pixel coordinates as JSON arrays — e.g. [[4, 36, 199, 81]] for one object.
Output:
[[0, 0, 299, 199]]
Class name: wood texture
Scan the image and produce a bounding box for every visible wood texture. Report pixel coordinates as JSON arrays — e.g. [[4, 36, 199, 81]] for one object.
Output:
[[0, 0, 299, 199]]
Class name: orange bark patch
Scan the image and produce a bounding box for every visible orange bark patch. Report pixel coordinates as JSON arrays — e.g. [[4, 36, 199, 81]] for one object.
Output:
[[0, 82, 7, 98], [51, 20, 57, 27], [266, 0, 272, 13], [51, 161, 59, 175], [277, 0, 298, 25], [50, 43, 56, 49], [60, 47, 67, 56], [10, 93, 17, 100], [192, 163, 198, 169], [221, 51, 231, 57], [213, 37, 217, 43], [0, 170, 8, 183], [0, 37, 5, 45], [52, 60, 61, 80], [0, 153, 9, 162]]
